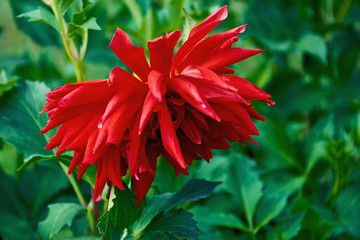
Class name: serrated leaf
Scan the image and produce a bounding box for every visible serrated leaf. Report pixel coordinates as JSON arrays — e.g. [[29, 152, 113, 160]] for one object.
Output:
[[17, 7, 59, 32], [132, 179, 220, 235], [182, 8, 196, 43], [38, 203, 84, 240], [98, 186, 144, 240], [0, 81, 55, 158], [225, 156, 263, 229], [139, 209, 199, 240]]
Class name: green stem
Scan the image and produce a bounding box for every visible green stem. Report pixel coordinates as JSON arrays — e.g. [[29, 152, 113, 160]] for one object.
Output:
[[59, 162, 87, 208], [48, 0, 86, 83]]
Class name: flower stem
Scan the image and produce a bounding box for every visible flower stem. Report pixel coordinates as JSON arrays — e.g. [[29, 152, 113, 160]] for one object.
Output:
[[47, 0, 87, 83], [59, 162, 87, 208]]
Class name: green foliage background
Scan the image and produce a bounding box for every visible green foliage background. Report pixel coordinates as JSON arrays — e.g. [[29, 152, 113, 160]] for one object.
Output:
[[0, 0, 359, 239]]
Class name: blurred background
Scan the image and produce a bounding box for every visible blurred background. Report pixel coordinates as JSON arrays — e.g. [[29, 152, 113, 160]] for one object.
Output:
[[0, 0, 359, 239]]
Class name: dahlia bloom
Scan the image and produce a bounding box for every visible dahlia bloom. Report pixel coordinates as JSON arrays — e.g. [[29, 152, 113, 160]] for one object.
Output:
[[41, 5, 274, 204]]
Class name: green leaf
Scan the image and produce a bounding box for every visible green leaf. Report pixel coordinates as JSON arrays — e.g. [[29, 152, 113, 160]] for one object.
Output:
[[182, 8, 196, 43], [19, 154, 96, 188], [335, 184, 360, 238], [0, 140, 20, 178], [38, 203, 84, 240], [17, 7, 59, 32], [57, 0, 75, 16], [0, 80, 55, 158], [225, 156, 263, 229], [68, 17, 101, 37], [80, 17, 101, 30], [138, 209, 199, 240], [132, 179, 220, 234], [279, 212, 305, 240], [195, 212, 247, 231], [98, 186, 144, 240], [297, 34, 327, 64], [65, 237, 101, 240], [0, 71, 17, 96], [255, 192, 288, 232]]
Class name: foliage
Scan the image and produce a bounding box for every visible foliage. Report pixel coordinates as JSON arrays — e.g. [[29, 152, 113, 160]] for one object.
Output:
[[1, 0, 359, 239]]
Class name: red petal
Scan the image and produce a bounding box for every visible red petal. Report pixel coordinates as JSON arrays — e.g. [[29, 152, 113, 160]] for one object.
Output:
[[167, 77, 220, 121], [148, 70, 166, 102], [171, 6, 228, 76], [158, 101, 187, 169], [109, 28, 151, 81], [148, 30, 182, 74], [200, 48, 264, 71]]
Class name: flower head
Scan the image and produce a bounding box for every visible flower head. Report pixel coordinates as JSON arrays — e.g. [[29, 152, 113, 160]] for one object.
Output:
[[41, 5, 274, 205]]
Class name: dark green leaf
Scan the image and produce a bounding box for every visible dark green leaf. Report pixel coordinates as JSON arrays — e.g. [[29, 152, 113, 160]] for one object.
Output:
[[132, 179, 220, 234], [196, 212, 247, 231], [38, 203, 84, 240], [19, 154, 96, 188], [17, 7, 59, 32], [98, 186, 144, 240], [255, 192, 288, 231], [139, 209, 199, 240], [0, 80, 54, 158], [279, 212, 305, 240], [225, 156, 263, 229], [335, 184, 360, 238]]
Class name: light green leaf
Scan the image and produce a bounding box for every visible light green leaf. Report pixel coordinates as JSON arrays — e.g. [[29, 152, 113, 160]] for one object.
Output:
[[38, 203, 84, 240], [297, 34, 327, 64], [17, 7, 59, 32], [57, 0, 75, 16], [0, 71, 17, 96], [80, 17, 101, 30], [225, 156, 263, 229], [182, 8, 196, 43], [0, 81, 55, 158]]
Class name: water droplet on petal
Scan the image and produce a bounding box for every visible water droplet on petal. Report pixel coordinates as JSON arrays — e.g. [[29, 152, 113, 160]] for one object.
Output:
[[201, 103, 206, 108], [134, 174, 139, 181], [98, 122, 103, 129]]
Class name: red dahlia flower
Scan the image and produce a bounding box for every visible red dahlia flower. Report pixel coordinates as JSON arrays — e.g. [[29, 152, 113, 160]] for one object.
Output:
[[41, 5, 274, 205]]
